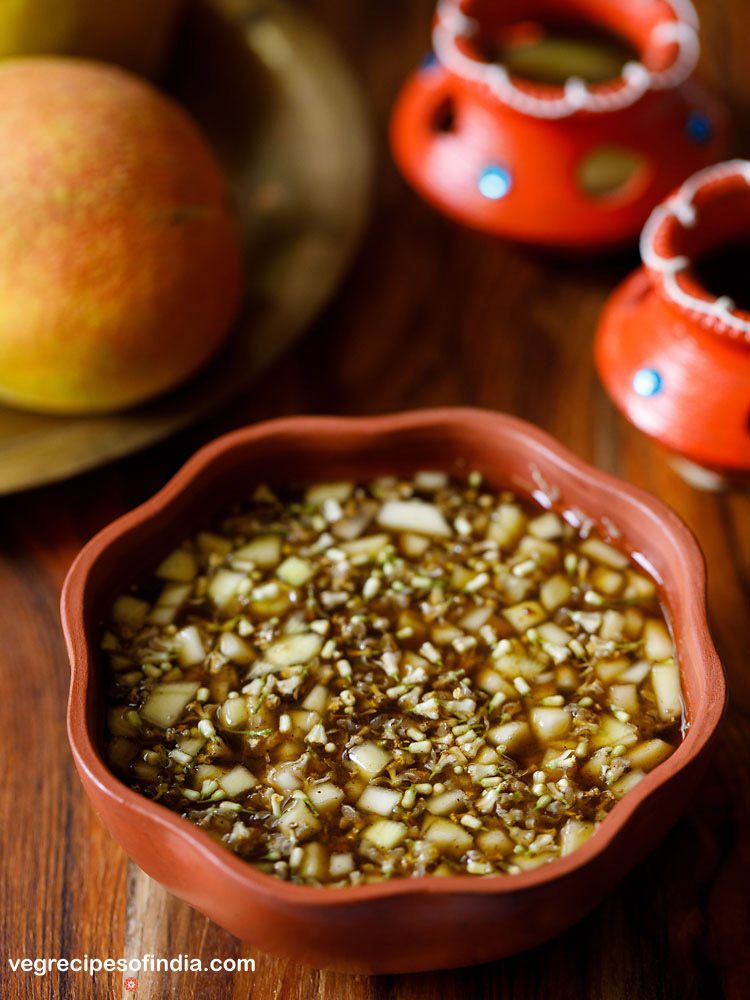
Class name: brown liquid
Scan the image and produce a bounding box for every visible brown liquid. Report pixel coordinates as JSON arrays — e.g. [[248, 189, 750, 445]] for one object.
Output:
[[693, 242, 750, 312], [483, 21, 638, 86]]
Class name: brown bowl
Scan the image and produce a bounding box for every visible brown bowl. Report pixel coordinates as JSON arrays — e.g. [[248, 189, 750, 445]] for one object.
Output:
[[62, 408, 725, 974]]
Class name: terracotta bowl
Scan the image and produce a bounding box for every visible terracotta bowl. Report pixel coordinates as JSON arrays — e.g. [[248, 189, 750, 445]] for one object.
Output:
[[62, 408, 725, 974]]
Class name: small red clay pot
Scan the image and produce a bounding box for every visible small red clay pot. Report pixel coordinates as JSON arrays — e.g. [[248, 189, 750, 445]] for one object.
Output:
[[390, 0, 727, 249], [596, 160, 750, 486], [62, 409, 725, 973]]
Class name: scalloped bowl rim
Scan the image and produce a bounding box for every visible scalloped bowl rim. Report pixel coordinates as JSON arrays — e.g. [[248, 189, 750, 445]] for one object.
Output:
[[63, 407, 725, 910]]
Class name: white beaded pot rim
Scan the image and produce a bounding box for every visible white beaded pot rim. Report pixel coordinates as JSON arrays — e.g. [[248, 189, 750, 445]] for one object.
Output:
[[640, 159, 750, 343], [432, 0, 700, 121]]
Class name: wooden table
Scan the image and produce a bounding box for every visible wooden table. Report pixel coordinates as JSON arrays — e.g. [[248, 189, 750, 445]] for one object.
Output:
[[2, 1, 749, 997]]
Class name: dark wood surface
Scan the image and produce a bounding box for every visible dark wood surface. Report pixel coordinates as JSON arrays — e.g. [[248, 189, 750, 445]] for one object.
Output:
[[1, 1, 749, 997]]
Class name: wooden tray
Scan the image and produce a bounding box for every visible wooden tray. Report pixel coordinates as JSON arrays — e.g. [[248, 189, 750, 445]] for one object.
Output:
[[0, 0, 371, 495]]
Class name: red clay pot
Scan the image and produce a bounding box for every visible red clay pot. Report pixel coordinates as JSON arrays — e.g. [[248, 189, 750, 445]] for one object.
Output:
[[390, 0, 727, 249], [62, 409, 725, 973], [596, 160, 750, 485]]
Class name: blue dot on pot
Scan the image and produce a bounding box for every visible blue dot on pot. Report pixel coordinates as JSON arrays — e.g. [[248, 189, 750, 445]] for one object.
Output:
[[633, 368, 663, 398], [420, 51, 439, 70], [685, 111, 712, 144], [478, 165, 512, 200]]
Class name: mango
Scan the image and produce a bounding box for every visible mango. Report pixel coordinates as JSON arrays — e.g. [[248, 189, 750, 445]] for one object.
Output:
[[0, 59, 243, 414]]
